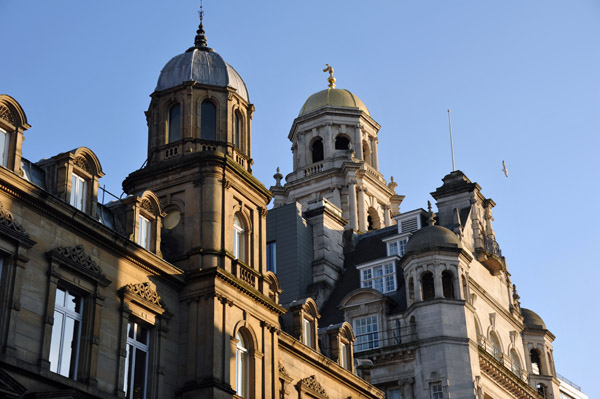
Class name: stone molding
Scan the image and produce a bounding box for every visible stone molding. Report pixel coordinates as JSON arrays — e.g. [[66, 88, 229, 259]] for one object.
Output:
[[0, 201, 29, 238], [124, 282, 162, 307], [297, 375, 329, 399], [48, 245, 110, 286]]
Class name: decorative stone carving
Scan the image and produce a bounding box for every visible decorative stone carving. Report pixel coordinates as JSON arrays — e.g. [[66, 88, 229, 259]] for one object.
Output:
[[0, 201, 29, 237], [298, 375, 329, 398], [54, 245, 104, 277], [0, 105, 15, 125], [124, 282, 162, 307], [140, 198, 155, 214], [73, 155, 91, 173]]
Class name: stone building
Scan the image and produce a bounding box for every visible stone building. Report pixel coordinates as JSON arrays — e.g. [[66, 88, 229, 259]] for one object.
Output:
[[267, 80, 587, 399], [0, 20, 384, 399]]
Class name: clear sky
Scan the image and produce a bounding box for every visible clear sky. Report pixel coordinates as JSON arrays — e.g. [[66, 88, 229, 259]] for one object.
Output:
[[3, 0, 598, 395]]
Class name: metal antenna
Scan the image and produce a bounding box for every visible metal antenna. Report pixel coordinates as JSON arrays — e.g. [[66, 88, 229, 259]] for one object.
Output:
[[447, 109, 456, 172], [199, 0, 204, 24]]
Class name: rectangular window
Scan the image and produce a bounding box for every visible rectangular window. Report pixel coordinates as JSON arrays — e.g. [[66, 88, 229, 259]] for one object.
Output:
[[137, 215, 151, 250], [388, 387, 403, 399], [302, 318, 312, 348], [49, 287, 82, 379], [388, 239, 407, 257], [124, 321, 149, 399], [431, 383, 443, 399], [0, 128, 8, 167], [266, 241, 276, 273], [360, 263, 396, 293], [70, 174, 87, 211], [354, 315, 379, 351]]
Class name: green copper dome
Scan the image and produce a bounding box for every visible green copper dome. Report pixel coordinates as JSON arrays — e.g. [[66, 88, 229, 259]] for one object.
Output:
[[299, 88, 370, 116]]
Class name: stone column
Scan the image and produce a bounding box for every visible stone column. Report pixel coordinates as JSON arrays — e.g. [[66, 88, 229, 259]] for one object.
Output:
[[400, 377, 414, 399], [355, 125, 363, 159], [372, 137, 380, 170], [383, 205, 391, 227], [357, 187, 367, 232], [332, 186, 342, 209], [434, 267, 444, 298], [413, 271, 422, 302], [324, 123, 333, 161], [347, 180, 358, 230]]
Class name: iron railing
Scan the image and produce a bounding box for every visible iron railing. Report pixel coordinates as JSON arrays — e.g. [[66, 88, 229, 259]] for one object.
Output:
[[354, 325, 417, 352], [483, 236, 502, 257]]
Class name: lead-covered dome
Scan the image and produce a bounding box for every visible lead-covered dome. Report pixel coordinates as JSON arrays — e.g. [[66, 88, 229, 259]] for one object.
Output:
[[156, 49, 249, 102], [405, 225, 462, 254], [521, 308, 547, 330], [299, 88, 369, 116]]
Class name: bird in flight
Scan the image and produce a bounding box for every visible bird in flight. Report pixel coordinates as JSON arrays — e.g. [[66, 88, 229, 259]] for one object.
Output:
[[501, 160, 509, 178]]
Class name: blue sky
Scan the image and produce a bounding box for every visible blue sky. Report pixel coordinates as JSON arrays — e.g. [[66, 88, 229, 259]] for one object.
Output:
[[3, 1, 598, 396]]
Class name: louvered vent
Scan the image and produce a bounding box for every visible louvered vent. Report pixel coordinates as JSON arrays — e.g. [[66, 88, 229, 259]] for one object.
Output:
[[401, 217, 419, 233]]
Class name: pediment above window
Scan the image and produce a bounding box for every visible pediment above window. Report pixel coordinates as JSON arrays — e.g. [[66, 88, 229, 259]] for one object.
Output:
[[0, 201, 35, 247], [121, 282, 165, 322], [47, 245, 110, 286], [297, 375, 329, 399]]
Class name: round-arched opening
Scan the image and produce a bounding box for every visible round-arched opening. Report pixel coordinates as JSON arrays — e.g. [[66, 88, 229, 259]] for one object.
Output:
[[510, 350, 521, 376], [421, 272, 435, 301], [489, 332, 502, 360], [530, 349, 543, 375], [168, 103, 181, 143], [408, 277, 415, 304], [234, 111, 242, 149], [311, 138, 324, 163], [442, 270, 455, 299], [233, 214, 246, 263], [362, 140, 371, 166], [335, 135, 350, 150], [235, 331, 249, 397], [367, 207, 381, 231], [201, 100, 217, 140]]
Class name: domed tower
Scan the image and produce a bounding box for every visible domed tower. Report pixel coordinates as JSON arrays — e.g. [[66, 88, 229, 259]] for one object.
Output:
[[123, 17, 271, 273], [271, 68, 403, 232]]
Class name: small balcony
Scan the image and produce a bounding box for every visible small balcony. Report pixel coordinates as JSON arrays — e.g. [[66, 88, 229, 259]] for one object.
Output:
[[476, 236, 504, 275]]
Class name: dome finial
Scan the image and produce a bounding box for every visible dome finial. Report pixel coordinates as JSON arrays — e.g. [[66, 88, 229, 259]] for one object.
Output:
[[193, 0, 211, 51], [427, 200, 436, 226], [323, 64, 336, 88]]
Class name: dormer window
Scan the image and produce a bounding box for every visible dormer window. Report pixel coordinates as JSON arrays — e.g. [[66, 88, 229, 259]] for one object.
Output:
[[359, 259, 397, 293], [290, 298, 320, 351], [137, 214, 151, 250], [387, 238, 407, 257], [70, 173, 87, 211]]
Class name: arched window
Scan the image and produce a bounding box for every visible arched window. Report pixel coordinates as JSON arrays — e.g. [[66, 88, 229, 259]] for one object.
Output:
[[442, 270, 455, 299], [530, 349, 543, 375], [362, 141, 371, 166], [201, 100, 216, 141], [510, 350, 521, 376], [490, 332, 502, 360], [408, 277, 415, 304], [421, 272, 435, 301], [367, 207, 380, 231], [234, 112, 242, 149], [235, 332, 249, 397], [233, 214, 245, 263], [311, 138, 324, 163], [168, 103, 181, 143], [335, 136, 350, 150]]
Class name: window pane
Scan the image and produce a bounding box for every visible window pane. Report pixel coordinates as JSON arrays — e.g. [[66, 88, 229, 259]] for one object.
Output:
[[168, 103, 181, 143], [60, 316, 78, 378], [266, 241, 276, 273], [136, 324, 148, 345], [55, 287, 66, 307], [49, 311, 64, 374], [0, 128, 8, 167], [132, 348, 147, 399], [201, 101, 216, 140], [124, 343, 132, 396]]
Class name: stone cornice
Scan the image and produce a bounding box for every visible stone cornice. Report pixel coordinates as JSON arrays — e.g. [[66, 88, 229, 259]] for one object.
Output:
[[279, 332, 385, 399], [0, 200, 35, 248], [478, 346, 540, 399]]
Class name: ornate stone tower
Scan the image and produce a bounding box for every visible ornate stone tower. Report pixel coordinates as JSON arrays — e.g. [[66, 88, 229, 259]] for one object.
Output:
[[122, 18, 284, 398], [271, 69, 403, 232]]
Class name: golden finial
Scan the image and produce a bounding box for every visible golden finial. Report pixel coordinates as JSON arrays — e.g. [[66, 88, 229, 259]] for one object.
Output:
[[323, 64, 336, 89]]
